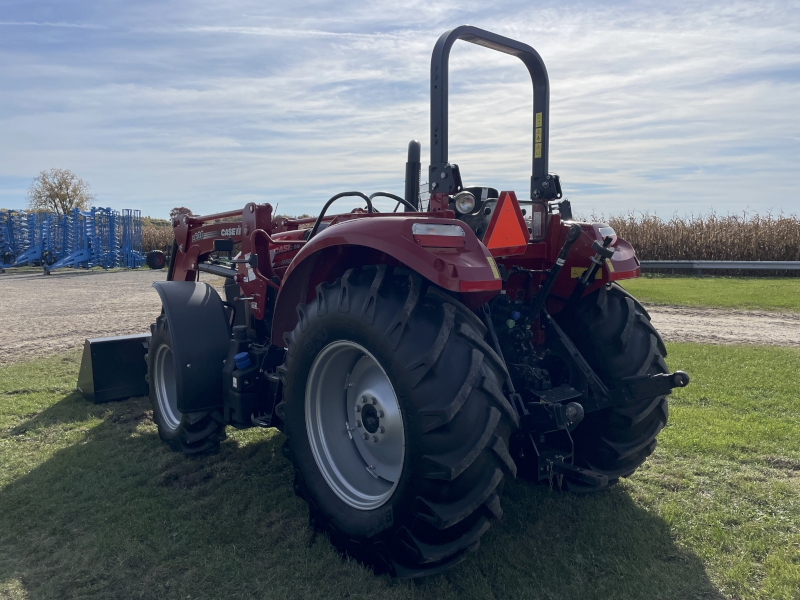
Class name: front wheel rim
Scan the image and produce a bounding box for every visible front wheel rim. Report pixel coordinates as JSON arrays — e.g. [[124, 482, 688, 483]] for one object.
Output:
[[305, 341, 405, 510], [153, 343, 181, 431]]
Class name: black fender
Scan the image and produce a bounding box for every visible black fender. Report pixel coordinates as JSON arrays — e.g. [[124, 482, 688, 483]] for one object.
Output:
[[152, 281, 229, 412]]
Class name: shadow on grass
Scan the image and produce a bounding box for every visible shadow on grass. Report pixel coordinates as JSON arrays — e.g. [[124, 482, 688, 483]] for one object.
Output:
[[9, 391, 113, 436], [0, 394, 723, 600]]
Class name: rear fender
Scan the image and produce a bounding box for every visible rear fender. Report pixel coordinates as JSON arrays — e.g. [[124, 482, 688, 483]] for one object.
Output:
[[547, 223, 640, 313], [152, 281, 230, 412], [271, 216, 501, 347]]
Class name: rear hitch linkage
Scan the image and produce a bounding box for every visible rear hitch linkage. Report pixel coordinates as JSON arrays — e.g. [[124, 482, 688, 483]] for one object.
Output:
[[482, 222, 690, 490]]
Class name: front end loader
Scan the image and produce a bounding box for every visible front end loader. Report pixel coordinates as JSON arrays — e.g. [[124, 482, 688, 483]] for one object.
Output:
[[79, 25, 689, 577]]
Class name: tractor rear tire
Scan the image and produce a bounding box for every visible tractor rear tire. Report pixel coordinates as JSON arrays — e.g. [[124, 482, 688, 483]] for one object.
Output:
[[557, 282, 669, 488], [278, 266, 518, 577], [148, 314, 226, 454]]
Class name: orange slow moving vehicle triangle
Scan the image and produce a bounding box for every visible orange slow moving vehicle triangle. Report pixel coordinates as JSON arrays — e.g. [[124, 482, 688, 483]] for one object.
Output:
[[482, 191, 529, 257]]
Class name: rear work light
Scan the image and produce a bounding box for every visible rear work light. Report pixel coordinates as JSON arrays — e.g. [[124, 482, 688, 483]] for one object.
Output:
[[412, 223, 466, 248]]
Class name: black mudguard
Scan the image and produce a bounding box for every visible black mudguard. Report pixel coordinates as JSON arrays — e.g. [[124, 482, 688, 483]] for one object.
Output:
[[152, 281, 230, 412]]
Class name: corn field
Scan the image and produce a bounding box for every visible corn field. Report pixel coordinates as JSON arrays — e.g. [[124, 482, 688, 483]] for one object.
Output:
[[141, 223, 174, 252], [595, 211, 800, 260], [141, 211, 800, 273]]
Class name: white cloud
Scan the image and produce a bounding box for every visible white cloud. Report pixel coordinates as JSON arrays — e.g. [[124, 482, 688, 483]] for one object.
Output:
[[0, 0, 797, 218]]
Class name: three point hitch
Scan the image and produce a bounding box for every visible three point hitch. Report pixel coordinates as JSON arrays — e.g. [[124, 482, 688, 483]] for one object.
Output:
[[483, 222, 691, 491]]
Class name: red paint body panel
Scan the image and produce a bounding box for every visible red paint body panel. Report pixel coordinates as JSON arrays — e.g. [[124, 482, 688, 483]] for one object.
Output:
[[168, 199, 641, 350], [271, 215, 501, 346]]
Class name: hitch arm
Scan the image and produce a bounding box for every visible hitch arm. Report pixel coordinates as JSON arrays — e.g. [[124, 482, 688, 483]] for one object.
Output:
[[570, 235, 614, 302], [551, 461, 608, 488], [528, 224, 582, 319], [541, 308, 611, 405], [613, 371, 690, 406]]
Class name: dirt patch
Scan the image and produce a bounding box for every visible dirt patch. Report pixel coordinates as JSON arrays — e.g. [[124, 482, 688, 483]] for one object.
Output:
[[0, 269, 224, 366], [0, 270, 797, 367], [647, 305, 800, 347]]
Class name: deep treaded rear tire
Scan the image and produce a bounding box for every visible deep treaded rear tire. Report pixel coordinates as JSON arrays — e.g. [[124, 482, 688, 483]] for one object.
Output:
[[278, 266, 518, 577], [557, 282, 669, 486], [148, 315, 226, 455]]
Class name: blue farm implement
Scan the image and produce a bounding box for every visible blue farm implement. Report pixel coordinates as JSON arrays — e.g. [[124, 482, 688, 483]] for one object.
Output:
[[0, 210, 25, 268], [0, 207, 144, 273], [120, 209, 145, 268]]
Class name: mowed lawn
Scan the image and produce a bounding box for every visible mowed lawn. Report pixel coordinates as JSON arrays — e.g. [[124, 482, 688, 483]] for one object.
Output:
[[1, 344, 799, 600], [622, 276, 800, 312]]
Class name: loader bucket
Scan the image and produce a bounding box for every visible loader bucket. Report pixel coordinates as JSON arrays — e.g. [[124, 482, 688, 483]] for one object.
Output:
[[77, 333, 150, 403]]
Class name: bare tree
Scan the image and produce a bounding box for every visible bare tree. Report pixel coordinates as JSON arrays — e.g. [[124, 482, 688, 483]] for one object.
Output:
[[27, 168, 95, 216]]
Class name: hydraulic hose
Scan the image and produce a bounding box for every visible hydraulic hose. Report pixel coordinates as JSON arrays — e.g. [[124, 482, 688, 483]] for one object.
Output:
[[308, 192, 374, 240], [528, 223, 582, 318]]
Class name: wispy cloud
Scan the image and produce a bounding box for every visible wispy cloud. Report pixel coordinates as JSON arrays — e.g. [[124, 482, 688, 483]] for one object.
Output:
[[183, 26, 403, 39], [0, 21, 104, 29], [0, 0, 798, 217]]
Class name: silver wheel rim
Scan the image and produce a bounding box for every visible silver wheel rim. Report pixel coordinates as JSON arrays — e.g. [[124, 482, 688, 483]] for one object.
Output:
[[153, 343, 181, 431], [305, 341, 405, 510]]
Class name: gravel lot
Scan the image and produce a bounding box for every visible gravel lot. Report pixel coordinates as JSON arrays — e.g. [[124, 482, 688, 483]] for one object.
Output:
[[0, 269, 797, 366], [0, 270, 223, 366], [647, 305, 800, 347]]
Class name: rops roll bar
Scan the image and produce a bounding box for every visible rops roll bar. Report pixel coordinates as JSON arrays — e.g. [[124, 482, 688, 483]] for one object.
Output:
[[429, 25, 557, 200]]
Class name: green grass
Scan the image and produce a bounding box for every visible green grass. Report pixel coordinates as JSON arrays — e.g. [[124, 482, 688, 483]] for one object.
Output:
[[621, 276, 800, 312], [1, 345, 799, 599]]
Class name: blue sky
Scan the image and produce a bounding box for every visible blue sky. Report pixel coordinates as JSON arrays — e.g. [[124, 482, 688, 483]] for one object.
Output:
[[1, 0, 798, 219]]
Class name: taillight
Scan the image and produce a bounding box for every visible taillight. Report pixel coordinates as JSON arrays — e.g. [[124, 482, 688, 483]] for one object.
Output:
[[412, 223, 466, 248]]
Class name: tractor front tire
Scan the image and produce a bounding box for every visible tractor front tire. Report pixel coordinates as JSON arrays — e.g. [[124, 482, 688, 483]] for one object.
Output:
[[557, 282, 669, 487], [279, 266, 518, 577], [148, 315, 226, 455]]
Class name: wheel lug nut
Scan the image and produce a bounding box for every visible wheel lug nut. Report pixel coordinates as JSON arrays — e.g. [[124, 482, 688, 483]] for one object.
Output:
[[371, 397, 377, 405], [355, 405, 360, 412], [363, 433, 369, 440], [361, 396, 367, 404], [357, 420, 362, 428], [377, 410, 384, 418], [379, 426, 385, 433], [372, 435, 378, 443]]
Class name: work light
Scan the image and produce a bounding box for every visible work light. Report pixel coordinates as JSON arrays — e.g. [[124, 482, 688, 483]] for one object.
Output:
[[453, 191, 476, 214]]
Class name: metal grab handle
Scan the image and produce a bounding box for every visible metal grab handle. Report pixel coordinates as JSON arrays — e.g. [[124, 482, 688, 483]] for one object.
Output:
[[308, 192, 374, 240], [429, 25, 551, 199]]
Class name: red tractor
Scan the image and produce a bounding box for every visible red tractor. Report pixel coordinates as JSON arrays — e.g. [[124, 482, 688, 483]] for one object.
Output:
[[128, 26, 689, 577]]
